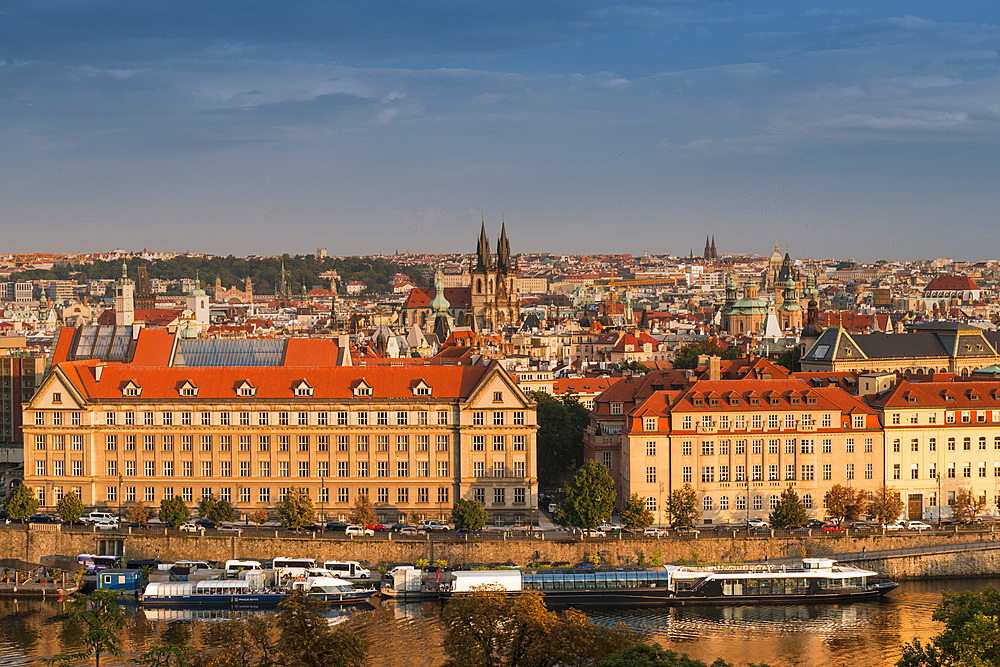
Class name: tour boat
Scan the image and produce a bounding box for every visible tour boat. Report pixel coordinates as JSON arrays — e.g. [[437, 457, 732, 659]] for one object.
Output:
[[140, 575, 376, 608], [440, 559, 897, 607]]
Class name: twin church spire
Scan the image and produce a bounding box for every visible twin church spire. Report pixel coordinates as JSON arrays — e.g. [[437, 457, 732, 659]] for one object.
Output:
[[475, 211, 513, 273]]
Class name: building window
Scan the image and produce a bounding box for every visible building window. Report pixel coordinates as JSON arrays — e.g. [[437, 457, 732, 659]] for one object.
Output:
[[646, 467, 656, 483], [358, 462, 368, 477], [702, 441, 715, 456], [438, 461, 449, 477], [822, 464, 832, 481], [893, 464, 901, 480], [801, 464, 814, 481], [493, 488, 506, 505], [682, 441, 692, 456], [438, 487, 450, 503], [846, 463, 855, 480], [377, 436, 389, 452], [682, 466, 692, 483], [418, 461, 429, 478], [279, 462, 290, 478], [701, 466, 715, 483], [377, 462, 388, 478], [397, 488, 409, 503]]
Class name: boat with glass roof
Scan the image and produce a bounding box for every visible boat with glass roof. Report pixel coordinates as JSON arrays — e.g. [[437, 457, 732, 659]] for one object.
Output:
[[140, 575, 376, 608], [440, 559, 897, 607]]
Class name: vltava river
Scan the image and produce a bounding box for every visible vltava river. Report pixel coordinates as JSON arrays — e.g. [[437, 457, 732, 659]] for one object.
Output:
[[1, 577, 995, 666]]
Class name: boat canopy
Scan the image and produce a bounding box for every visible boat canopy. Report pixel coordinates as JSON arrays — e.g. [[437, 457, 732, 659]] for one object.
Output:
[[451, 570, 523, 593]]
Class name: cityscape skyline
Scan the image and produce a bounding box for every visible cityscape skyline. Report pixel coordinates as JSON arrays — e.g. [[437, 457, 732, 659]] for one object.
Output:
[[2, 1, 999, 259]]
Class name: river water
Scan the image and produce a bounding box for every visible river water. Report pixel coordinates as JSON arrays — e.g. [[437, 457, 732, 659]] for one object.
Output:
[[1, 577, 996, 666]]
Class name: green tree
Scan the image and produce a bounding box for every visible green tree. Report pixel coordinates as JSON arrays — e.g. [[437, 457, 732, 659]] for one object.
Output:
[[188, 616, 278, 667], [769, 486, 808, 529], [3, 484, 40, 521], [126, 502, 150, 527], [868, 486, 905, 526], [950, 487, 986, 524], [667, 484, 700, 528], [672, 339, 741, 369], [599, 644, 745, 667], [45, 589, 130, 667], [442, 586, 637, 667], [249, 508, 269, 525], [775, 345, 801, 373], [452, 498, 488, 531], [531, 391, 590, 486], [823, 484, 866, 525], [898, 586, 1000, 667], [275, 590, 367, 667], [555, 460, 616, 532], [619, 493, 654, 530], [158, 496, 190, 528], [56, 491, 85, 524], [277, 488, 315, 530], [347, 495, 378, 526], [199, 494, 237, 524]]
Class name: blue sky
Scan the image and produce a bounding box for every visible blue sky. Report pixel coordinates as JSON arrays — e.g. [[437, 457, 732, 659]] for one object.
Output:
[[2, 1, 998, 259]]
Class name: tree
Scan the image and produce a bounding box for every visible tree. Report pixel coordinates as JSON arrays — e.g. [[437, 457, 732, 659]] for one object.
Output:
[[599, 644, 748, 667], [775, 345, 801, 373], [666, 484, 700, 528], [555, 460, 616, 532], [56, 491, 84, 524], [769, 486, 808, 529], [277, 488, 315, 530], [868, 486, 905, 526], [126, 502, 149, 527], [672, 339, 741, 369], [452, 498, 488, 531], [823, 485, 866, 525], [442, 585, 638, 667], [275, 590, 367, 667], [531, 391, 590, 486], [3, 484, 39, 521], [45, 589, 130, 667], [619, 493, 654, 530], [249, 508, 269, 525], [188, 616, 278, 667], [348, 495, 378, 526], [199, 494, 236, 524], [898, 587, 1000, 667], [950, 487, 986, 524], [158, 496, 190, 528]]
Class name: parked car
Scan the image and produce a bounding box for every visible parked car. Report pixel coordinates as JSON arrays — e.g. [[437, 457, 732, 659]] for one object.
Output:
[[194, 518, 216, 529], [821, 523, 842, 532], [747, 519, 769, 529], [883, 522, 903, 531], [805, 519, 827, 529], [398, 526, 419, 536], [93, 519, 119, 530], [749, 525, 772, 534], [643, 527, 666, 537], [365, 523, 386, 532], [848, 521, 878, 531], [82, 511, 118, 524], [789, 525, 812, 533], [906, 521, 933, 531], [417, 520, 451, 532], [456, 529, 481, 537], [345, 525, 374, 537], [325, 521, 348, 532], [713, 523, 743, 532], [28, 513, 57, 524], [179, 522, 200, 533], [217, 524, 243, 534]]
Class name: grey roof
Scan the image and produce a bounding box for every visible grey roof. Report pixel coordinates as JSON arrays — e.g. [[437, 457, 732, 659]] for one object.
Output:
[[851, 332, 947, 359], [173, 339, 286, 366]]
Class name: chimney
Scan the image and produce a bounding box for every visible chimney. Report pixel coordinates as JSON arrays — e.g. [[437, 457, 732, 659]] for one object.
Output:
[[708, 356, 721, 381]]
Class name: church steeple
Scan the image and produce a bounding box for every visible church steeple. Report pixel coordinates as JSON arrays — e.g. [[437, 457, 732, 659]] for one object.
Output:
[[710, 236, 717, 259], [497, 213, 511, 272], [476, 213, 492, 270]]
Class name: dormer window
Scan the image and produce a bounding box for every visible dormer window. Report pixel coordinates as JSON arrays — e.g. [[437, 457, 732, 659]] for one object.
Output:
[[709, 397, 720, 407], [178, 381, 198, 398], [749, 397, 760, 407], [692, 394, 704, 407], [769, 396, 780, 407], [806, 395, 818, 406], [412, 380, 432, 397], [790, 395, 801, 406], [943, 392, 956, 402], [294, 380, 314, 397], [353, 380, 373, 397], [968, 391, 981, 401], [236, 381, 256, 398], [122, 381, 141, 398]]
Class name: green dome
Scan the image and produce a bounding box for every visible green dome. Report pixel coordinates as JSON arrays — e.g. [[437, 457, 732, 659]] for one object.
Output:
[[430, 271, 450, 314]]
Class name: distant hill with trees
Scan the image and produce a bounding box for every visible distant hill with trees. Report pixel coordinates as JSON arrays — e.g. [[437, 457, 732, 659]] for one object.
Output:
[[10, 254, 425, 295]]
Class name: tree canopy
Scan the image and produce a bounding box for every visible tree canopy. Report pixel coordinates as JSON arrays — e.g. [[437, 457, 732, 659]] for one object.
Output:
[[667, 484, 700, 528], [442, 586, 638, 667], [3, 484, 39, 521], [555, 460, 616, 531], [823, 485, 866, 525], [619, 493, 654, 530], [452, 498, 488, 531], [46, 589, 130, 667], [348, 495, 378, 527], [277, 488, 315, 530], [56, 491, 84, 524], [672, 339, 741, 369], [769, 486, 808, 529], [598, 644, 767, 667], [868, 486, 905, 526], [530, 391, 590, 486], [898, 586, 1000, 667], [158, 496, 190, 528], [198, 494, 236, 524], [950, 487, 986, 524]]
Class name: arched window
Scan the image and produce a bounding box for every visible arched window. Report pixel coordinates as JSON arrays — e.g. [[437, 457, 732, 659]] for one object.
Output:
[[476, 279, 482, 293]]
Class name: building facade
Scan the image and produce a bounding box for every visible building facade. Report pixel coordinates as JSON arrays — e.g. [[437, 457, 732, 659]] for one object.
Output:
[[22, 327, 538, 525]]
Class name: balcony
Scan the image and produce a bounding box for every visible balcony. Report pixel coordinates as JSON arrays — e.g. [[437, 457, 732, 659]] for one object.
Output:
[[798, 423, 817, 432], [696, 423, 717, 434]]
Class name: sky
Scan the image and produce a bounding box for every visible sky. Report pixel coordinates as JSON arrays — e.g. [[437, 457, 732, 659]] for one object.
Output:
[[2, 1, 999, 260]]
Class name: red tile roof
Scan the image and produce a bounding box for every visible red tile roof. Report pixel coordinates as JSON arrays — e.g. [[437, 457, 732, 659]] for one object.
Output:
[[925, 275, 979, 292], [97, 309, 181, 326], [868, 380, 1000, 409], [403, 287, 472, 309]]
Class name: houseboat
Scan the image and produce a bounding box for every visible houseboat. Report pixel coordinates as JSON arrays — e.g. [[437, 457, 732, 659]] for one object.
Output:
[[440, 559, 897, 607], [140, 574, 376, 608]]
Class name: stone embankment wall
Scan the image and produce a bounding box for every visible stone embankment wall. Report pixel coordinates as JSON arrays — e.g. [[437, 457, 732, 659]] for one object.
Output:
[[3, 527, 999, 579]]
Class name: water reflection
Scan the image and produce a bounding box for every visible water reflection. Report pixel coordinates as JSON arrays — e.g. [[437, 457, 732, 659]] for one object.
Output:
[[0, 578, 997, 666]]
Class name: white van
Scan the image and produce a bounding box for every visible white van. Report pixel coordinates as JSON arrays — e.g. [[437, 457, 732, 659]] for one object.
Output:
[[83, 511, 118, 524], [272, 557, 316, 578], [225, 560, 263, 578], [322, 560, 371, 579]]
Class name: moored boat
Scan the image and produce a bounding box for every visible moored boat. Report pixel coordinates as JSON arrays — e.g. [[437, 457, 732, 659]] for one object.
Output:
[[140, 575, 376, 608], [439, 558, 897, 607]]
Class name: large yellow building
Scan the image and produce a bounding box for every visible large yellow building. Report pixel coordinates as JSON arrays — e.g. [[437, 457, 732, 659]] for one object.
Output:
[[23, 326, 538, 525]]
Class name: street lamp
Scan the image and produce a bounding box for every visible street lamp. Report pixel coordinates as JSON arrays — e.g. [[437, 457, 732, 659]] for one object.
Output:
[[320, 477, 325, 527], [118, 474, 123, 523]]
